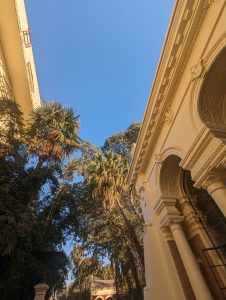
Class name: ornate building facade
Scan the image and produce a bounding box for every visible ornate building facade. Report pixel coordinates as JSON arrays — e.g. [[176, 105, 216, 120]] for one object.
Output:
[[0, 0, 41, 116], [128, 0, 226, 299], [90, 280, 116, 300]]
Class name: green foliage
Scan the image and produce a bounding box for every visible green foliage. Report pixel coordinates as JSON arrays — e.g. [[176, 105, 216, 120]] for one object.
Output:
[[65, 122, 144, 300], [102, 122, 141, 162], [0, 99, 80, 299], [0, 99, 144, 300]]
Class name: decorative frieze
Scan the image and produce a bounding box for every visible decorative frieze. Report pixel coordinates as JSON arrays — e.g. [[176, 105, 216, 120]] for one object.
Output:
[[164, 108, 174, 125], [180, 129, 225, 187], [203, 0, 222, 9], [128, 0, 208, 186]]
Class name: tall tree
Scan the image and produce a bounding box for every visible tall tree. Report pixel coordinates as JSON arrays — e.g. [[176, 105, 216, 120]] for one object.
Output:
[[0, 99, 81, 300], [65, 122, 144, 299]]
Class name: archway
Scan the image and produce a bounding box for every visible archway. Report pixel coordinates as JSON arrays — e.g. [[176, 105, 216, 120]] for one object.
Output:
[[199, 47, 226, 140], [160, 155, 183, 198], [159, 154, 226, 298], [95, 297, 104, 300], [106, 297, 114, 300], [183, 170, 226, 299]]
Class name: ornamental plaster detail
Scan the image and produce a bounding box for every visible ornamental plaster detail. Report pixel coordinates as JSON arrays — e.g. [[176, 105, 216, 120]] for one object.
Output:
[[161, 226, 174, 241], [191, 138, 221, 176], [180, 129, 225, 187], [203, 0, 223, 9], [154, 153, 163, 163], [190, 59, 204, 80], [201, 94, 225, 126], [154, 197, 184, 228], [178, 196, 202, 237], [0, 73, 10, 99], [163, 108, 174, 125]]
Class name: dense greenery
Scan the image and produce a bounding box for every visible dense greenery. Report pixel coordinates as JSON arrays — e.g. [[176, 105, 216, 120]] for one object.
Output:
[[0, 98, 143, 299], [0, 99, 80, 299], [63, 122, 144, 299]]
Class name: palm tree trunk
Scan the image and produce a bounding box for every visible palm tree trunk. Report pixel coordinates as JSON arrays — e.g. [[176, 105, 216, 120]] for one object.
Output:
[[115, 198, 144, 269], [125, 245, 143, 299]]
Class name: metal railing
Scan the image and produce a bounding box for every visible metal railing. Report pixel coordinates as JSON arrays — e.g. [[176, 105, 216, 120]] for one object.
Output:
[[202, 244, 226, 299]]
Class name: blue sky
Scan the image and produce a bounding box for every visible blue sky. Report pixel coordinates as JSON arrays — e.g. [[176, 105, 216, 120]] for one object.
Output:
[[26, 0, 174, 147], [25, 0, 174, 279]]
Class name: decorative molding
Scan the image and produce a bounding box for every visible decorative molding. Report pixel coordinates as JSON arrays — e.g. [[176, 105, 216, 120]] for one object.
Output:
[[164, 108, 174, 125], [190, 59, 204, 80], [154, 153, 163, 163], [161, 226, 174, 241], [191, 138, 221, 176], [154, 197, 177, 215], [178, 196, 202, 237], [154, 196, 184, 228], [128, 0, 208, 185], [205, 0, 222, 8], [180, 128, 226, 187], [0, 73, 10, 99], [160, 155, 182, 197]]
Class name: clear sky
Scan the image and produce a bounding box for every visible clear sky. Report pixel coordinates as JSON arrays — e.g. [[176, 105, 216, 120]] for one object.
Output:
[[26, 0, 175, 147], [25, 0, 175, 280]]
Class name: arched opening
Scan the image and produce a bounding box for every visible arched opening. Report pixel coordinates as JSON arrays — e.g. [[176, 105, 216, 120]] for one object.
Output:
[[159, 155, 226, 298], [183, 170, 226, 247], [160, 155, 183, 198], [106, 297, 114, 300], [183, 170, 226, 299], [199, 47, 226, 139], [95, 297, 104, 300]]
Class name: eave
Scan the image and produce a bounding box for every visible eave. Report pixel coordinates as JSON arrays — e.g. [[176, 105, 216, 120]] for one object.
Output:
[[0, 0, 41, 118], [128, 0, 210, 186]]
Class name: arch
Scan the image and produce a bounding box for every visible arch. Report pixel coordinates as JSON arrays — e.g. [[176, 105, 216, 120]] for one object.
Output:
[[95, 297, 105, 300], [161, 146, 185, 161], [159, 155, 184, 198], [153, 147, 185, 201], [106, 296, 114, 300], [190, 34, 226, 133], [199, 46, 226, 139]]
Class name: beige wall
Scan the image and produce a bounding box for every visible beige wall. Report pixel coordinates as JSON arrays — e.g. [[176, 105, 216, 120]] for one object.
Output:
[[0, 0, 41, 117], [129, 1, 226, 299]]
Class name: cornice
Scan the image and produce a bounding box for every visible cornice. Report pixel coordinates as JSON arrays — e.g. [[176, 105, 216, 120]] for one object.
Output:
[[180, 127, 226, 187], [128, 0, 210, 186]]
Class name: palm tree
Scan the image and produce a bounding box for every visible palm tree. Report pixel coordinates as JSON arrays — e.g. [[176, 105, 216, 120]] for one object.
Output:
[[84, 151, 144, 268], [86, 151, 128, 210], [26, 101, 81, 168]]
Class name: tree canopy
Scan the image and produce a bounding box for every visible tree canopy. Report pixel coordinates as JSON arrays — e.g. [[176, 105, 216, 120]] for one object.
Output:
[[0, 98, 143, 300], [0, 99, 80, 299]]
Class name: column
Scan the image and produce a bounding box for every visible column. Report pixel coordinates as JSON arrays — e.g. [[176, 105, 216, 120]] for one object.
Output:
[[205, 179, 226, 218], [154, 197, 213, 300], [34, 283, 49, 300], [170, 223, 212, 300]]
